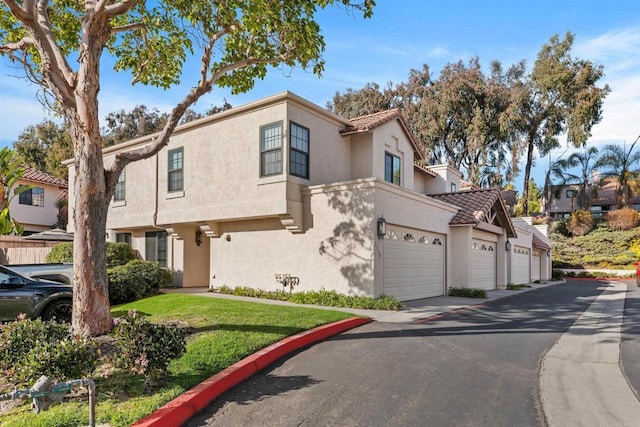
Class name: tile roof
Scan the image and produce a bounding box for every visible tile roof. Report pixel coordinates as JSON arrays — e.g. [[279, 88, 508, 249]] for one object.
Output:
[[592, 180, 640, 205], [414, 162, 438, 177], [21, 167, 68, 188], [460, 180, 480, 191], [532, 233, 551, 250], [429, 188, 516, 237], [340, 109, 425, 160]]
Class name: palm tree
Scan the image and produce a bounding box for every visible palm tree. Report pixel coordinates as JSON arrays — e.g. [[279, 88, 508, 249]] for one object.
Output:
[[594, 136, 640, 208], [556, 146, 600, 210]]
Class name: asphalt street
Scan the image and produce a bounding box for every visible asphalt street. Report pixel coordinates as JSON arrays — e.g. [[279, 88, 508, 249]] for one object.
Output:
[[186, 281, 640, 427]]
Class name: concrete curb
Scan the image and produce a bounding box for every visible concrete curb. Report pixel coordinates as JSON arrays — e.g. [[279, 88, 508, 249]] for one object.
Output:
[[132, 317, 373, 427]]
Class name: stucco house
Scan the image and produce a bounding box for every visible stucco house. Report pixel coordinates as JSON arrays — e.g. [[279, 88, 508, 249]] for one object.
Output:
[[10, 167, 67, 235], [67, 91, 551, 301]]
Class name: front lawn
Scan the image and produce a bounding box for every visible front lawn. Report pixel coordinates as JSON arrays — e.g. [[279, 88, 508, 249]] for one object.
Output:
[[0, 294, 356, 427]]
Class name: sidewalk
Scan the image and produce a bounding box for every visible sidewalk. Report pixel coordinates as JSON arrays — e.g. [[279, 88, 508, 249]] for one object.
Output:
[[164, 280, 564, 323]]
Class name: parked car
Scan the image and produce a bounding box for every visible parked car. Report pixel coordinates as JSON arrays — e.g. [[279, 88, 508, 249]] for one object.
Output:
[[0, 265, 72, 323], [7, 263, 73, 285]]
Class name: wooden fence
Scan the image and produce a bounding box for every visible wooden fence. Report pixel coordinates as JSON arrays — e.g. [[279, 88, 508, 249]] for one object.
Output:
[[0, 247, 53, 265]]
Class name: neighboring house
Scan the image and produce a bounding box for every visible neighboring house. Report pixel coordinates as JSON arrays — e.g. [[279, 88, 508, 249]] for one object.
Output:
[[9, 167, 68, 235], [66, 91, 551, 301], [546, 180, 640, 219]]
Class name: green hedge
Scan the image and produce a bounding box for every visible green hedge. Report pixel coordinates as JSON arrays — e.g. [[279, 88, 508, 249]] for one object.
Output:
[[108, 260, 173, 305], [46, 242, 137, 267]]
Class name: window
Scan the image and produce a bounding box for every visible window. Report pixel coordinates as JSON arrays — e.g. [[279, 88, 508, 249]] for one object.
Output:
[[116, 232, 131, 245], [19, 187, 44, 207], [451, 183, 457, 192], [145, 231, 167, 267], [114, 170, 126, 201], [290, 122, 309, 179], [168, 148, 184, 192], [260, 122, 282, 176], [566, 189, 576, 198], [385, 152, 401, 185]]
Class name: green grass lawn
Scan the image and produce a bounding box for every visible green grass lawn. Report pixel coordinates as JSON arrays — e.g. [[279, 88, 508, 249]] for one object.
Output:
[[0, 294, 356, 427]]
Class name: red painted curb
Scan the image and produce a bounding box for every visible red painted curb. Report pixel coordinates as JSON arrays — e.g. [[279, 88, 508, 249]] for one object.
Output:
[[132, 317, 372, 427]]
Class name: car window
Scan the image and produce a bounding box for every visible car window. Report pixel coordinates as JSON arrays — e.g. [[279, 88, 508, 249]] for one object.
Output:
[[0, 272, 20, 285]]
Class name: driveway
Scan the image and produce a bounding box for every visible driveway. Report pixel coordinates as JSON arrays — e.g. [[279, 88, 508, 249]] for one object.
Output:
[[186, 280, 635, 427]]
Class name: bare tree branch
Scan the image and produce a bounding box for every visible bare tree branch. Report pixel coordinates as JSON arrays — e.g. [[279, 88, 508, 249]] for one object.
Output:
[[111, 22, 145, 33], [0, 37, 35, 53], [104, 0, 141, 17], [2, 0, 33, 22]]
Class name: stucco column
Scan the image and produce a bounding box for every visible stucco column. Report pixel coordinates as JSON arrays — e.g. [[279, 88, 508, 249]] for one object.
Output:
[[496, 232, 508, 290]]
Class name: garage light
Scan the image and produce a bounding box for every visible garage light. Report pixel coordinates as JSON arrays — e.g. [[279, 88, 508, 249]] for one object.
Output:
[[377, 215, 387, 239], [505, 241, 511, 251]]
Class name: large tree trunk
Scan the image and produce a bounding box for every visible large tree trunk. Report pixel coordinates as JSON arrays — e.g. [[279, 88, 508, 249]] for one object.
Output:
[[71, 126, 112, 336]]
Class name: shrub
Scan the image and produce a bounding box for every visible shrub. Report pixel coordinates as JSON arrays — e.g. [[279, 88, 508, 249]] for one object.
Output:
[[111, 310, 186, 387], [606, 208, 639, 231], [566, 210, 594, 237], [448, 287, 487, 298], [46, 241, 138, 266], [549, 219, 568, 236], [106, 242, 138, 267], [0, 318, 97, 388], [45, 242, 74, 263], [552, 269, 564, 279], [108, 260, 173, 305]]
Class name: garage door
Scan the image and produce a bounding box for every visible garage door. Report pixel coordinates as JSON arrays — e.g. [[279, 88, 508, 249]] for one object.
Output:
[[471, 239, 496, 290], [531, 250, 541, 282], [512, 246, 530, 284], [383, 229, 445, 301]]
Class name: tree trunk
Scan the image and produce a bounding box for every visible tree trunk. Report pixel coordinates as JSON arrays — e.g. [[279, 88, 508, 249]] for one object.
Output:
[[521, 136, 535, 216], [69, 120, 112, 336]]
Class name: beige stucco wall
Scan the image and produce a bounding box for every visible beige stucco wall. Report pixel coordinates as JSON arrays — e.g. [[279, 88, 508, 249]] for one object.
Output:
[[371, 121, 417, 192], [508, 220, 533, 285], [10, 180, 62, 232], [424, 164, 462, 194]]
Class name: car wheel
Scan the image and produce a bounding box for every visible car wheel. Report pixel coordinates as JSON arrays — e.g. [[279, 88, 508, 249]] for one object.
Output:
[[41, 300, 72, 323]]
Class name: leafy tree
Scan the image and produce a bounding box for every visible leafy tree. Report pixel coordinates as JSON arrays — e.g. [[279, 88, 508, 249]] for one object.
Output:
[[515, 179, 542, 216], [0, 147, 31, 235], [0, 0, 374, 336], [594, 136, 640, 208], [507, 32, 609, 215], [330, 60, 515, 186], [102, 105, 169, 146], [13, 120, 72, 180]]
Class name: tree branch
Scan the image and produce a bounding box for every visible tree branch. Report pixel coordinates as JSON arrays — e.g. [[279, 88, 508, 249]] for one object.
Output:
[[104, 0, 141, 17], [2, 0, 33, 22]]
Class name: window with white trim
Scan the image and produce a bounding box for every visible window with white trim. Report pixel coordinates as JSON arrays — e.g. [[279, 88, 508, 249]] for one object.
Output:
[[168, 148, 184, 192], [114, 170, 126, 201]]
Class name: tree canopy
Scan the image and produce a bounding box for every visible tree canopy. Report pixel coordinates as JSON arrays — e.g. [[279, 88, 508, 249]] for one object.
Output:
[[0, 0, 374, 336], [13, 120, 73, 180]]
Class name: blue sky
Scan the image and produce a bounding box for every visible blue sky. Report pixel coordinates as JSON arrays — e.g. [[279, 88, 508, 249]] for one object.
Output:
[[1, 0, 639, 192]]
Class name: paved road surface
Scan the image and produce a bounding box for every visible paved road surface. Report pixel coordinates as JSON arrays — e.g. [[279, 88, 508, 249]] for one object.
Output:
[[186, 281, 636, 427]]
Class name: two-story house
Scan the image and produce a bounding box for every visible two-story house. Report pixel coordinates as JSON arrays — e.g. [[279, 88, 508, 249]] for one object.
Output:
[[10, 167, 67, 235], [546, 179, 640, 219], [67, 92, 551, 301]]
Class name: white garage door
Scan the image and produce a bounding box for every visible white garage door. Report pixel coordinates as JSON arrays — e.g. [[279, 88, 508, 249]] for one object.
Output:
[[513, 246, 530, 285], [383, 229, 445, 301], [531, 250, 541, 282], [471, 239, 496, 290]]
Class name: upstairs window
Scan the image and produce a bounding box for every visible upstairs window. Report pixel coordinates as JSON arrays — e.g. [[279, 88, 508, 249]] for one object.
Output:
[[114, 170, 126, 201], [451, 183, 457, 192], [289, 122, 309, 179], [19, 187, 44, 207], [260, 122, 283, 176], [566, 189, 575, 198], [168, 148, 184, 192], [385, 152, 401, 185]]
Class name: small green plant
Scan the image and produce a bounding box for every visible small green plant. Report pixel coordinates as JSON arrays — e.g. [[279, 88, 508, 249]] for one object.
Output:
[[551, 269, 563, 279], [447, 287, 487, 298], [111, 310, 186, 389], [506, 284, 532, 290], [0, 317, 97, 388], [214, 286, 404, 310]]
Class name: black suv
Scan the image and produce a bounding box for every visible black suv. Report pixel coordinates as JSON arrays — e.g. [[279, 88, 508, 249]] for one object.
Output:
[[0, 265, 72, 323]]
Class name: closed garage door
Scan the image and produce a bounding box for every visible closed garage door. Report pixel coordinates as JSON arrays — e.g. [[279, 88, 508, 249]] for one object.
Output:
[[383, 229, 445, 301], [531, 250, 541, 282], [471, 239, 496, 290], [513, 246, 530, 284]]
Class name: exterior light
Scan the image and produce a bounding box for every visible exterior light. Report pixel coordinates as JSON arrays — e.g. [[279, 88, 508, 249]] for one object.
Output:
[[547, 249, 551, 257], [195, 230, 203, 246], [505, 241, 511, 251], [377, 215, 387, 239]]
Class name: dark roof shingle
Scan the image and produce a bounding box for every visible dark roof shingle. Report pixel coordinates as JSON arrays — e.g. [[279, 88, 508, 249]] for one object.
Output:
[[21, 167, 68, 188]]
